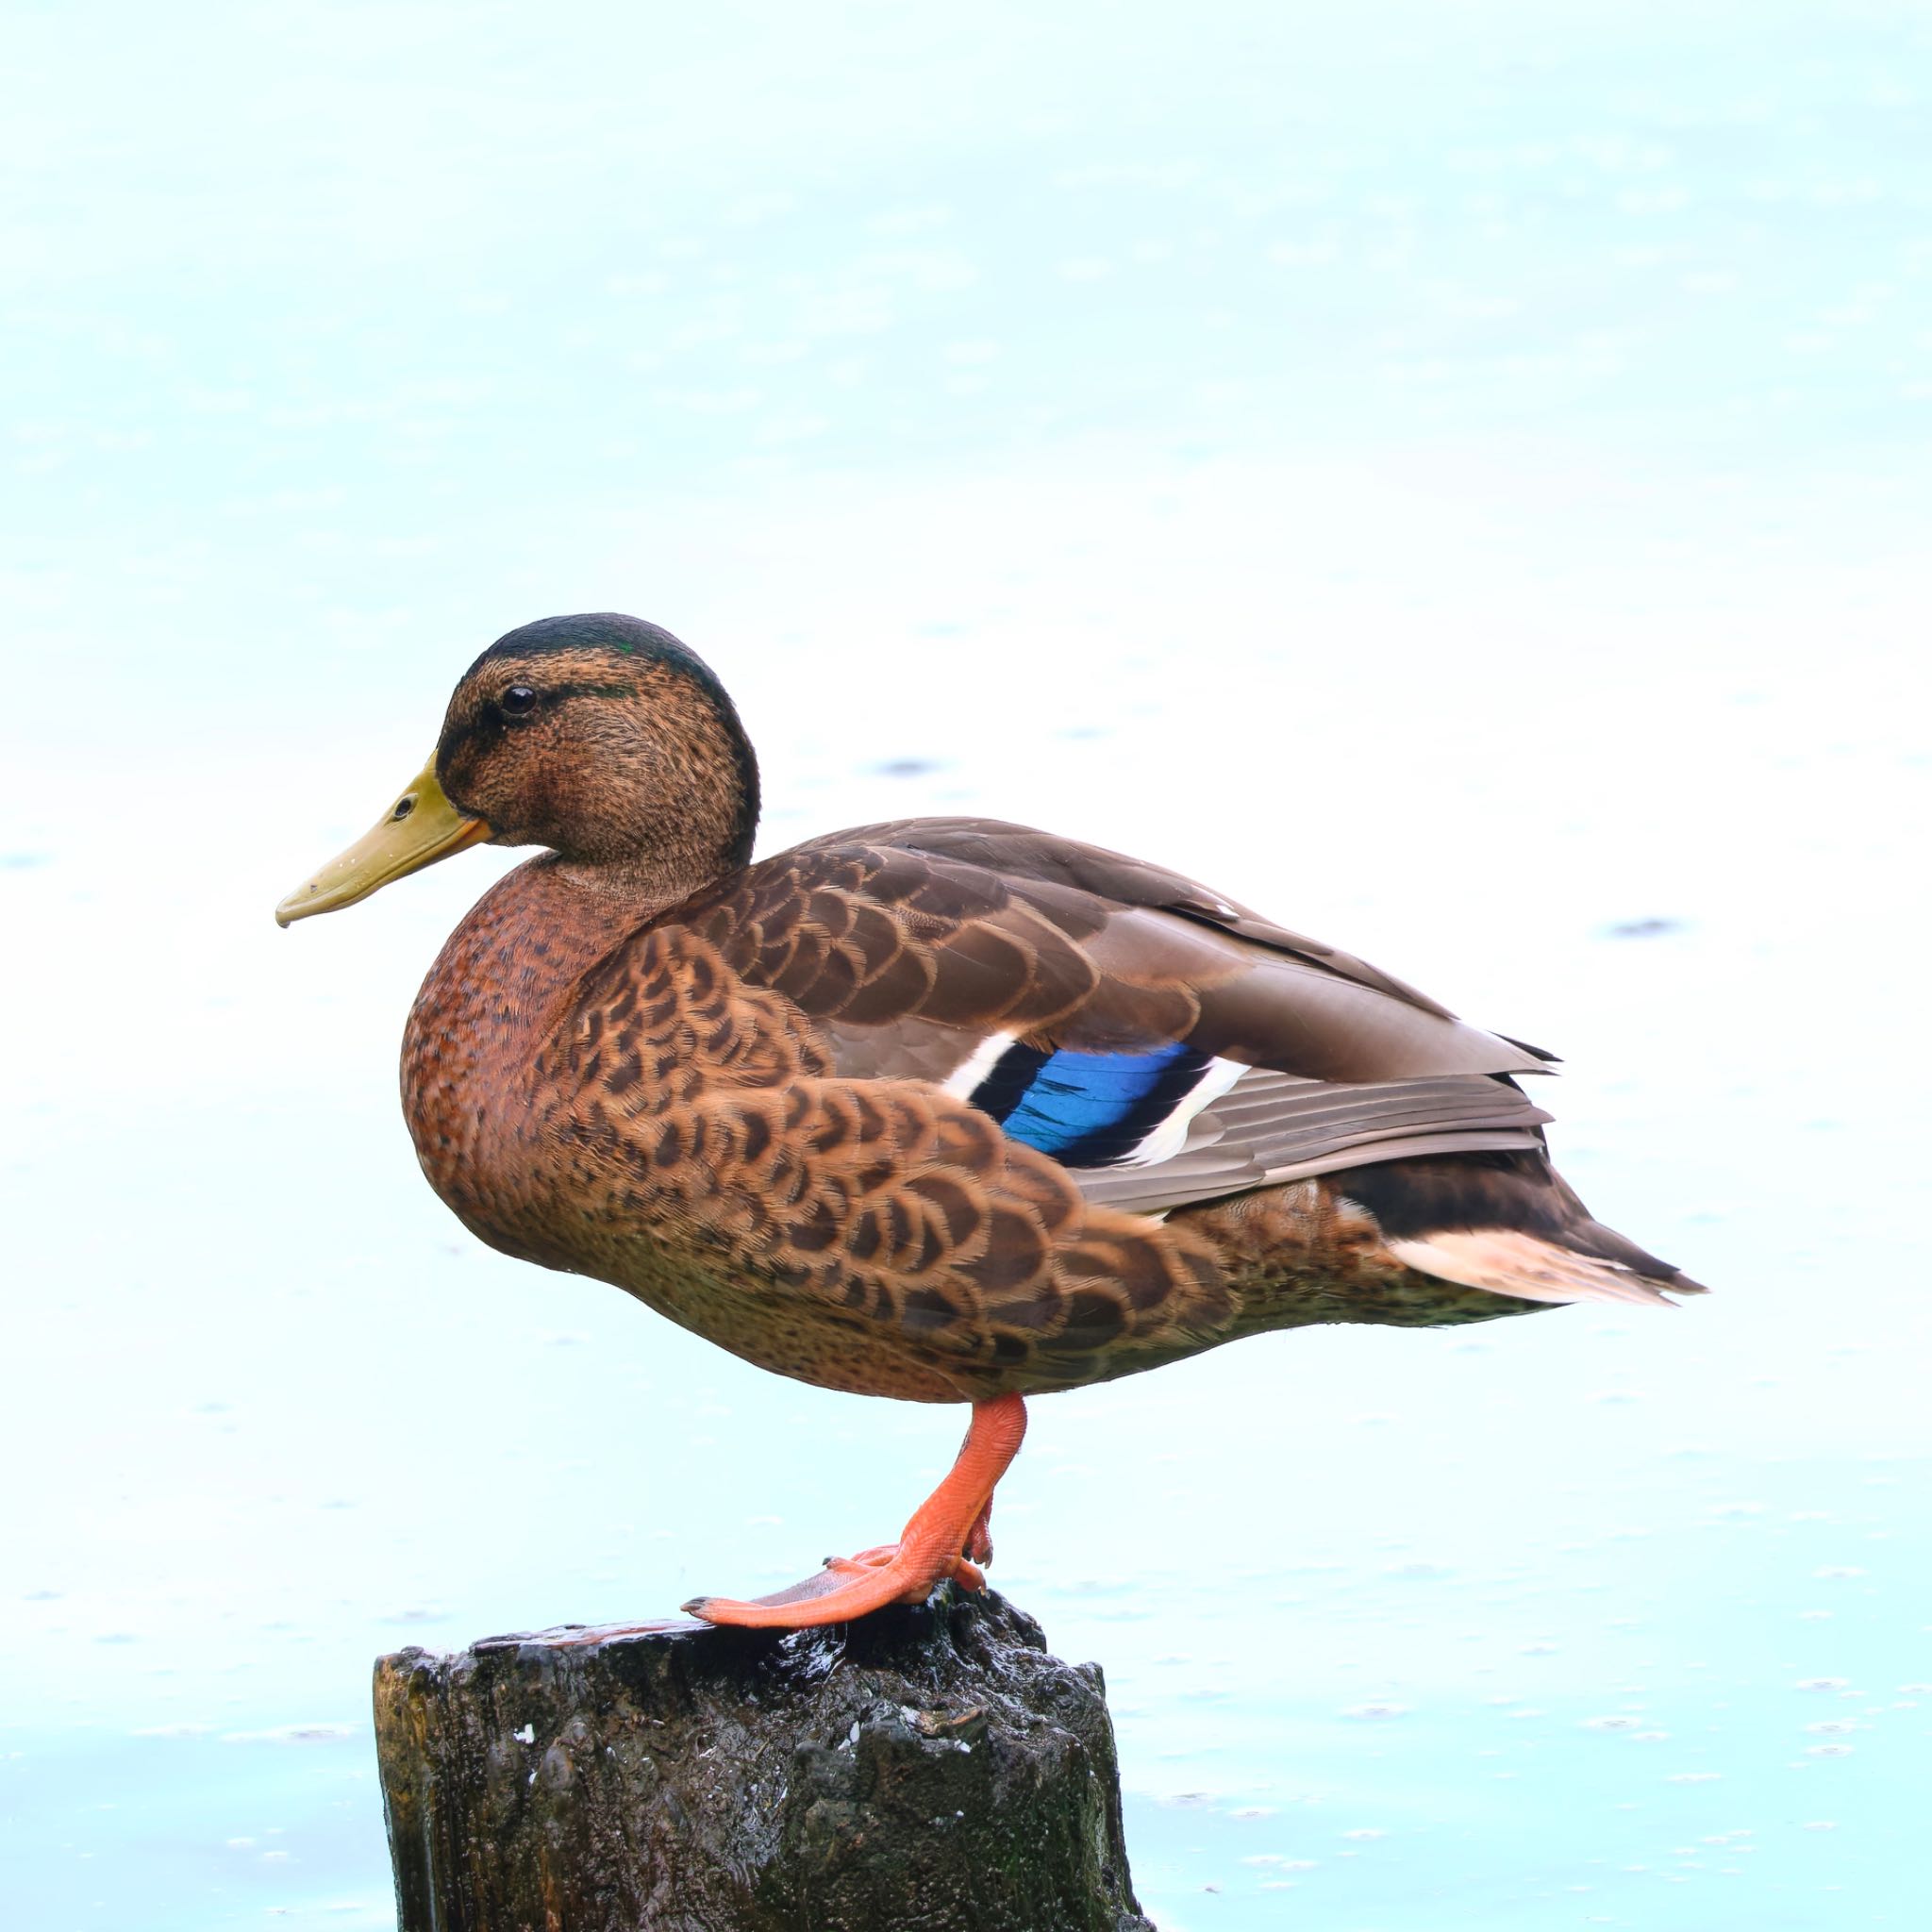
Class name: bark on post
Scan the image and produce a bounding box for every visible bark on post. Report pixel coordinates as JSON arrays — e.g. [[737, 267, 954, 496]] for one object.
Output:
[[373, 1587, 1151, 1932]]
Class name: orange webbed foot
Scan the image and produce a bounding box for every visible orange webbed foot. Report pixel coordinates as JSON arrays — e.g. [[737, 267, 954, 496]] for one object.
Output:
[[684, 1394, 1024, 1632], [962, 1494, 995, 1568], [826, 1542, 987, 1589]]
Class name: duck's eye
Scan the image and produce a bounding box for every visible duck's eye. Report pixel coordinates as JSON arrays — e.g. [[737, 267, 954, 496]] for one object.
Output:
[[499, 685, 538, 716]]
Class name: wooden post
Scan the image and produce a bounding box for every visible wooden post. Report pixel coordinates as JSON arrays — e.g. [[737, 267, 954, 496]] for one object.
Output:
[[373, 1588, 1152, 1931]]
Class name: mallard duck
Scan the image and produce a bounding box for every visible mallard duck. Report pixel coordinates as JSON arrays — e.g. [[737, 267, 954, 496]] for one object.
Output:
[[277, 612, 1703, 1629]]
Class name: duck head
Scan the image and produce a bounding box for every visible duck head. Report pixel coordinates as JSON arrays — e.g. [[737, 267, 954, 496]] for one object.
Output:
[[275, 612, 760, 925]]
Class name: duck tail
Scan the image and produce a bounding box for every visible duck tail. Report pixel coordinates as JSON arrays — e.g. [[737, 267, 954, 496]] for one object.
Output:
[[1334, 1150, 1707, 1309]]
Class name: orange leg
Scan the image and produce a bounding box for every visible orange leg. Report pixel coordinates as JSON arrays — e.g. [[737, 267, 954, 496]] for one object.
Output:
[[841, 1492, 991, 1575], [685, 1394, 1027, 1631]]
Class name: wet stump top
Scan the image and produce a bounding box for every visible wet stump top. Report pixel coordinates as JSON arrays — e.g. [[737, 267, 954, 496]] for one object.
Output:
[[374, 1588, 1150, 1932]]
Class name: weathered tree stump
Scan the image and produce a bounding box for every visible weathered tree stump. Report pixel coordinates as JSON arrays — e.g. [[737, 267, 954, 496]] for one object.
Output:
[[373, 1587, 1151, 1932]]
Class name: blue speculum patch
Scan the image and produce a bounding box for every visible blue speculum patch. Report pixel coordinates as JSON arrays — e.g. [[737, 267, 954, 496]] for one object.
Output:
[[969, 1038, 1211, 1166]]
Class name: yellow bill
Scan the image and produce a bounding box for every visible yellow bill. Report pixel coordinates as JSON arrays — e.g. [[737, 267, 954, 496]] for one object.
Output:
[[275, 758, 491, 927]]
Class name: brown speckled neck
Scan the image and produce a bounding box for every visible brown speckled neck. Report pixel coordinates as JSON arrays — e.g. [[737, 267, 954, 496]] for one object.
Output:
[[400, 857, 662, 1255]]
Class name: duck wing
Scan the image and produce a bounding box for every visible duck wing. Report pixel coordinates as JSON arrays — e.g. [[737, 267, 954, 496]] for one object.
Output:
[[677, 818, 1554, 1218]]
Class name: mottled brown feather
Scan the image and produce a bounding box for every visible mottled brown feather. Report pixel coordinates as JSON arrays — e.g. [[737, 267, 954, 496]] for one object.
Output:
[[400, 811, 1690, 1407]]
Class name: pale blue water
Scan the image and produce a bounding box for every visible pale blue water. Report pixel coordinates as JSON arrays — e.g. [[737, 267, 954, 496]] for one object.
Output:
[[4, 4, 1928, 1926]]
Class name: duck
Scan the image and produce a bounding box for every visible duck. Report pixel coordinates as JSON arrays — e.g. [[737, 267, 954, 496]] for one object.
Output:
[[277, 611, 1704, 1630]]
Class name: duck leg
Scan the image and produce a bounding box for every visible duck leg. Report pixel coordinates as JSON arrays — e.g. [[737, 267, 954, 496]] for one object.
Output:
[[685, 1394, 1026, 1630], [840, 1491, 993, 1574]]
